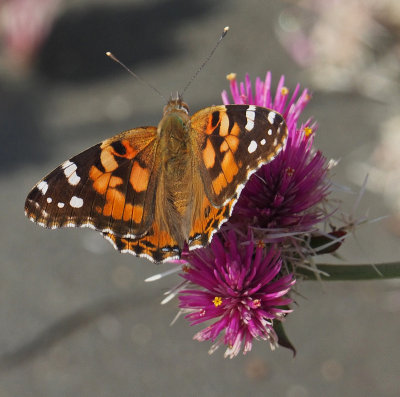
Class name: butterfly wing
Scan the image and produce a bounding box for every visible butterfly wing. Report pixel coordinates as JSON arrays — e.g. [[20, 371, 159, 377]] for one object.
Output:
[[190, 104, 288, 207], [103, 194, 235, 263], [25, 127, 160, 239], [186, 194, 236, 249], [186, 105, 288, 248], [102, 222, 182, 263]]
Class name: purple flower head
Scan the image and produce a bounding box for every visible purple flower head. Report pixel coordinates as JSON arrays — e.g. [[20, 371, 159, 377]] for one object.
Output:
[[179, 231, 295, 358], [222, 72, 331, 243]]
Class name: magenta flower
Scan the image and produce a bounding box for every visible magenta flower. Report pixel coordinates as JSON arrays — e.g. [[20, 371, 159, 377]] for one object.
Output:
[[179, 231, 295, 358], [222, 72, 330, 242]]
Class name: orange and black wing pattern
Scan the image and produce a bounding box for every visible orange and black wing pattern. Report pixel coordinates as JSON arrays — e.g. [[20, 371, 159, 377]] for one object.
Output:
[[103, 221, 182, 262], [190, 104, 288, 207], [187, 194, 236, 250], [25, 127, 160, 239]]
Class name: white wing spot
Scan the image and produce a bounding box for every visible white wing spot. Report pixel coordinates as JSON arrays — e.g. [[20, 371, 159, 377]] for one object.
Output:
[[68, 173, 81, 186], [63, 161, 81, 186], [37, 181, 48, 195], [46, 197, 52, 203], [267, 129, 273, 136], [248, 140, 258, 154], [245, 119, 254, 131], [260, 138, 266, 145], [245, 105, 256, 132], [70, 196, 83, 208], [62, 160, 73, 169], [273, 138, 278, 146], [267, 112, 276, 124], [57, 202, 65, 208]]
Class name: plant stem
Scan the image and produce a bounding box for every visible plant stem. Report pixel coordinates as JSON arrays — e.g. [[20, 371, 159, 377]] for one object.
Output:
[[297, 262, 400, 281]]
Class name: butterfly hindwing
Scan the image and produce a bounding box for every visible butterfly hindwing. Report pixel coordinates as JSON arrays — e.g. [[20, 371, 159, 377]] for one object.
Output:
[[25, 127, 160, 238], [103, 220, 181, 262], [187, 194, 236, 249], [190, 104, 288, 207], [103, 194, 236, 261]]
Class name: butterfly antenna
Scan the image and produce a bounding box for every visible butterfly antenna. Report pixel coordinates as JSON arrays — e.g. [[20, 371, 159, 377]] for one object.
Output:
[[106, 51, 166, 101], [180, 26, 229, 97]]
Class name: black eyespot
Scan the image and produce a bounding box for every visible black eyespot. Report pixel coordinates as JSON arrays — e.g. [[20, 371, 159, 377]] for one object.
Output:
[[211, 111, 220, 128], [111, 141, 126, 156]]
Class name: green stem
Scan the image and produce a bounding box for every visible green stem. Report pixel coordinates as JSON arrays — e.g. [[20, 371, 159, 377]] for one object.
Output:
[[297, 262, 400, 281]]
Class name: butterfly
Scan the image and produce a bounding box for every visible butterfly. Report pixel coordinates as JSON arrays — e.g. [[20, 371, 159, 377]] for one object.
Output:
[[25, 96, 288, 262]]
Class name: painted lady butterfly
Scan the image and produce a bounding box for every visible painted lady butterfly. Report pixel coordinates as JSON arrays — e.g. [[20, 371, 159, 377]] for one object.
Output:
[[25, 96, 287, 262]]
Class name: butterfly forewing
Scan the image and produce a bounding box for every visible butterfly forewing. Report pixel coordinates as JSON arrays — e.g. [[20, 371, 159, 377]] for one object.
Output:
[[25, 127, 160, 238], [190, 104, 288, 207]]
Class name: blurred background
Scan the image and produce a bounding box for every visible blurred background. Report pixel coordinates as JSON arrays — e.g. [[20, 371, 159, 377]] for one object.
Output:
[[1, 0, 399, 395]]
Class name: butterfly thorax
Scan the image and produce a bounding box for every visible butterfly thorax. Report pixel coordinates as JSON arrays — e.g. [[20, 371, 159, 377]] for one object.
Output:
[[158, 98, 191, 156], [158, 98, 191, 177]]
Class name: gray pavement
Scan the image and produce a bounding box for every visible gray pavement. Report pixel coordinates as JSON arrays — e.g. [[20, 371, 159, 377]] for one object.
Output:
[[1, 1, 399, 396]]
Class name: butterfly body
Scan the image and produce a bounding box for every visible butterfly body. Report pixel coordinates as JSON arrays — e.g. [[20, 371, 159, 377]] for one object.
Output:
[[154, 98, 201, 248], [25, 96, 288, 262]]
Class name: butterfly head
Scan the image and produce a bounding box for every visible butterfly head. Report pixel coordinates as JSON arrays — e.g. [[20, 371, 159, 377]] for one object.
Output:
[[163, 94, 189, 116], [157, 95, 191, 140]]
